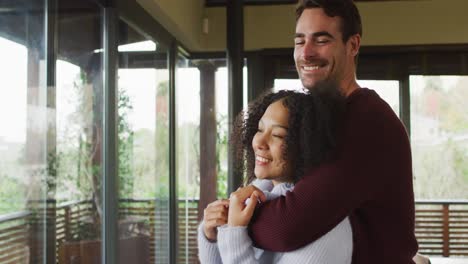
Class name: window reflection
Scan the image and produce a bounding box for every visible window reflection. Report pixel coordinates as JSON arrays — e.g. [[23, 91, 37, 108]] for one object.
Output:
[[0, 1, 47, 263], [176, 56, 201, 263], [117, 20, 170, 263]]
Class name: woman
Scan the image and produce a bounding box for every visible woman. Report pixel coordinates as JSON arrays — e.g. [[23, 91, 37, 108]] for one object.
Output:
[[198, 85, 352, 264]]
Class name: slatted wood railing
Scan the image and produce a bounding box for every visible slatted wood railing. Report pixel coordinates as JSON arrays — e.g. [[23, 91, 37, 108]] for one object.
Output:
[[0, 200, 466, 263], [415, 200, 468, 257], [0, 211, 30, 264]]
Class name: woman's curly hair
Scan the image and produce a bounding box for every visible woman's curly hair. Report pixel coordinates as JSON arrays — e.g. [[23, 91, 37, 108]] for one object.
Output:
[[231, 82, 346, 186]]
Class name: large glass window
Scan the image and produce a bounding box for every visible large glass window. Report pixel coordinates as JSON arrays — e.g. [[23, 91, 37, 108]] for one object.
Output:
[[55, 2, 104, 264], [175, 56, 201, 263], [0, 1, 104, 263], [117, 20, 170, 263], [411, 75, 468, 199], [0, 2, 45, 263]]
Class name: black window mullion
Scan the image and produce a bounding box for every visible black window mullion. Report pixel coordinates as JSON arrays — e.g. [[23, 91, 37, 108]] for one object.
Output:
[[102, 3, 119, 264], [168, 40, 177, 264]]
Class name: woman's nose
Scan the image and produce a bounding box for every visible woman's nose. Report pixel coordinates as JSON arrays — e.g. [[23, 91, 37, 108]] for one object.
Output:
[[253, 133, 268, 150]]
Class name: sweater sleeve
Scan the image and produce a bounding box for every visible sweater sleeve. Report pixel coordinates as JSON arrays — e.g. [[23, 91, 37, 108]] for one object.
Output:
[[249, 92, 408, 251], [197, 222, 222, 264], [217, 225, 259, 264]]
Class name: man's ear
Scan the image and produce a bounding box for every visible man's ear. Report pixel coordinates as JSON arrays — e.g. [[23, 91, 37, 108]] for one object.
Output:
[[347, 34, 361, 57]]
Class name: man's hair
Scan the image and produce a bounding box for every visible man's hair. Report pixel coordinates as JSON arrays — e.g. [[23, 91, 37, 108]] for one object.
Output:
[[231, 83, 346, 186], [296, 0, 363, 43]]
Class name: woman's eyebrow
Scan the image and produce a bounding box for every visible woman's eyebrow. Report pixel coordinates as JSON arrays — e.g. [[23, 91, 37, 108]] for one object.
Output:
[[272, 124, 289, 130]]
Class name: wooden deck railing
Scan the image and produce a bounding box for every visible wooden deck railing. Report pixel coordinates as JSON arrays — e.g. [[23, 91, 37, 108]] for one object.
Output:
[[0, 200, 466, 263], [0, 211, 30, 264], [415, 200, 468, 257]]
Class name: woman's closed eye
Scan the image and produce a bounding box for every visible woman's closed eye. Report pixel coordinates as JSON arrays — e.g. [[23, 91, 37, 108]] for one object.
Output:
[[273, 134, 286, 139]]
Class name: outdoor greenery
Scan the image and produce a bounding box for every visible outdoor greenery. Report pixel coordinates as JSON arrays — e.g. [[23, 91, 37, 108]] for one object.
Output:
[[411, 76, 468, 199], [216, 113, 229, 198]]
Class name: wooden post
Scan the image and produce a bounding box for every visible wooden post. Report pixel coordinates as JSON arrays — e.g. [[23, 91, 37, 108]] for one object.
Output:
[[198, 62, 218, 221], [64, 206, 71, 242], [442, 204, 450, 257]]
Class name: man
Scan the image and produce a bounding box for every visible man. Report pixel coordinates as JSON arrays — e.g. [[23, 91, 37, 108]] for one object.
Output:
[[228, 0, 418, 263]]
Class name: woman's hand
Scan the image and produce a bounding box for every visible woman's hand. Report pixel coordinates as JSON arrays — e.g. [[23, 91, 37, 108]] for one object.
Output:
[[228, 186, 267, 227], [203, 199, 230, 242]]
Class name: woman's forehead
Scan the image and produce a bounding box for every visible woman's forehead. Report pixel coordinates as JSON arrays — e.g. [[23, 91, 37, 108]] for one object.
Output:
[[260, 100, 290, 127]]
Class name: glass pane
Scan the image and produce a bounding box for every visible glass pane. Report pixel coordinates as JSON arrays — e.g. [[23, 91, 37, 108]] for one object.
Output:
[[410, 75, 468, 199], [0, 2, 45, 263], [117, 21, 170, 263], [215, 67, 229, 198], [215, 65, 248, 198], [274, 79, 400, 118], [176, 56, 200, 263], [55, 1, 103, 263], [273, 78, 303, 92], [357, 80, 400, 118]]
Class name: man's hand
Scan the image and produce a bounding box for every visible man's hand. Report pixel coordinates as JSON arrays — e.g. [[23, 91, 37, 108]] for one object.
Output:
[[228, 186, 267, 227], [203, 199, 230, 242]]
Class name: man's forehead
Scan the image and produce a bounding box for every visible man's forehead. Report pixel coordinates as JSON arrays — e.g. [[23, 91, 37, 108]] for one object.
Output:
[[296, 8, 342, 30]]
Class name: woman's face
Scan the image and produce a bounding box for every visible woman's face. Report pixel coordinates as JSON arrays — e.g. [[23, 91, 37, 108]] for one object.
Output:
[[252, 99, 294, 184]]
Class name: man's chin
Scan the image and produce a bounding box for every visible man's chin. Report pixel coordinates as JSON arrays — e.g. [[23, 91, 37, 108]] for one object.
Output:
[[300, 79, 320, 91]]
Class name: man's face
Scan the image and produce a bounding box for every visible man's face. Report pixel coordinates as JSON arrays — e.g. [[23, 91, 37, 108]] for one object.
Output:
[[294, 8, 355, 90]]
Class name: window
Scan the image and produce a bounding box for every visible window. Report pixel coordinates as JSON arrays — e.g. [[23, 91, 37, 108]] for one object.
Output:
[[117, 20, 170, 263], [273, 79, 400, 118], [410, 75, 468, 199]]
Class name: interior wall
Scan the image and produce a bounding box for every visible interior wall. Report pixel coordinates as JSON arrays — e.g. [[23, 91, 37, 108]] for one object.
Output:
[[359, 0, 468, 46], [138, 0, 468, 52]]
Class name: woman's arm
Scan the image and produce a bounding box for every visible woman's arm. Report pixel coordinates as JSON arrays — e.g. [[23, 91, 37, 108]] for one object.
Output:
[[217, 225, 259, 264], [197, 222, 222, 264], [197, 199, 230, 264], [216, 189, 265, 264]]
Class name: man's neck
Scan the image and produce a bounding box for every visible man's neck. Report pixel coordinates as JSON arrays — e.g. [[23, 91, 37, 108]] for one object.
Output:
[[341, 79, 360, 97]]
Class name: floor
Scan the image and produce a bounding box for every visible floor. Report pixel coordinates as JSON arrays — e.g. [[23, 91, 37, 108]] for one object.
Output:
[[430, 257, 468, 264]]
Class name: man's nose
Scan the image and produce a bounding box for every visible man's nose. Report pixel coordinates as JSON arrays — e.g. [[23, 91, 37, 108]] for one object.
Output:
[[302, 41, 317, 59]]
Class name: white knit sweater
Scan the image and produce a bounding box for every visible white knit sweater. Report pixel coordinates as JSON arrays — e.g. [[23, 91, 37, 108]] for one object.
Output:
[[198, 180, 353, 264]]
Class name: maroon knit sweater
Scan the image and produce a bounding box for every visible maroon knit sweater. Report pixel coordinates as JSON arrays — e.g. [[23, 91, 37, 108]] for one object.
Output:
[[248, 88, 418, 264]]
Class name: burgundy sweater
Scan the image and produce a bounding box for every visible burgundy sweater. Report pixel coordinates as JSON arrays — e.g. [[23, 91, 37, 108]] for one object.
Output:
[[249, 88, 418, 264]]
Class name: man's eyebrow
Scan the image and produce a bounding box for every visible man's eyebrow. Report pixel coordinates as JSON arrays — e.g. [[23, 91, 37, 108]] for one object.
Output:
[[294, 31, 335, 39], [294, 33, 305, 38], [312, 31, 335, 39]]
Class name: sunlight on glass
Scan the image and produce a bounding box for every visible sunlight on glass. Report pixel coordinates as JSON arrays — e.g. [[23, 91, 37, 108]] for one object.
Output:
[[273, 79, 303, 92], [118, 40, 157, 52], [273, 79, 400, 117], [119, 69, 158, 130], [56, 60, 81, 149], [93, 40, 157, 53], [0, 37, 27, 143], [0, 37, 28, 215], [358, 80, 400, 117]]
